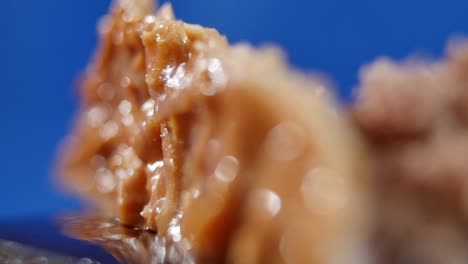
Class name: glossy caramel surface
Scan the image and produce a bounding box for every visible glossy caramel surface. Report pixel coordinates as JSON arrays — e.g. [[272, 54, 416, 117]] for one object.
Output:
[[59, 0, 370, 262]]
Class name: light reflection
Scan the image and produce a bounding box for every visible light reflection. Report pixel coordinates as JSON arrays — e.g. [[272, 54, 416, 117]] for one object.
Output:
[[192, 188, 200, 199], [118, 100, 133, 115], [197, 58, 228, 96], [168, 225, 181, 243], [152, 236, 167, 263], [175, 22, 188, 45], [154, 198, 167, 215], [141, 98, 156, 117], [97, 15, 111, 35], [87, 106, 108, 128], [125, 168, 135, 177], [115, 168, 128, 180], [118, 0, 155, 22], [249, 189, 282, 218], [214, 156, 239, 183], [161, 65, 175, 81], [146, 160, 164, 193], [110, 153, 123, 167], [167, 211, 184, 243], [77, 258, 94, 264], [208, 39, 218, 49], [150, 176, 160, 192], [165, 63, 187, 90], [264, 122, 306, 161], [300, 168, 348, 215], [120, 145, 143, 170], [120, 76, 131, 88], [144, 15, 156, 24], [63, 214, 195, 264], [145, 72, 157, 87], [180, 188, 201, 210], [128, 237, 143, 252], [147, 160, 164, 172], [122, 115, 134, 126], [95, 167, 116, 193], [118, 99, 134, 127], [207, 58, 227, 93], [140, 203, 153, 218], [207, 58, 222, 73], [99, 121, 119, 140]]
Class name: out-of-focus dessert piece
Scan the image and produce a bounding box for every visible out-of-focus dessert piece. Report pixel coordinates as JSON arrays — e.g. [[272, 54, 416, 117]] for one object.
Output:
[[58, 0, 371, 263], [352, 43, 468, 264]]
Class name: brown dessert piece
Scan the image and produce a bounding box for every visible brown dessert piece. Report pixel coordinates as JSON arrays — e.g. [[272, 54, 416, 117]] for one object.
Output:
[[352, 43, 468, 263], [58, 0, 371, 263]]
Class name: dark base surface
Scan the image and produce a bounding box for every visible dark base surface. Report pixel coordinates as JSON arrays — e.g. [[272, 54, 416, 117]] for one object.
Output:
[[0, 216, 119, 264]]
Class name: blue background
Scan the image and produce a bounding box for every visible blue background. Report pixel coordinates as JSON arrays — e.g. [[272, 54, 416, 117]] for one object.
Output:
[[1, 0, 468, 220]]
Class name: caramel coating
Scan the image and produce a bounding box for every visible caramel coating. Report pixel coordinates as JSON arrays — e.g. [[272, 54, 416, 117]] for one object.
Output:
[[58, 0, 370, 263], [352, 43, 468, 263]]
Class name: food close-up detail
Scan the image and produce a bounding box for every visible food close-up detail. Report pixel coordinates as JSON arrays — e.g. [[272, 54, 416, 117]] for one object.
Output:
[[55, 0, 468, 263], [353, 44, 468, 263]]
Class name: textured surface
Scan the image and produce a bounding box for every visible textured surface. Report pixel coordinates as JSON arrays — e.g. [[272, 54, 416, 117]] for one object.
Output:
[[353, 43, 468, 263], [2, 0, 468, 220], [59, 1, 370, 263]]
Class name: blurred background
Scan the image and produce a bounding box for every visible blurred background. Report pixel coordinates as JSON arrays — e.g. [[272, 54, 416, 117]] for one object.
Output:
[[1, 0, 468, 220]]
